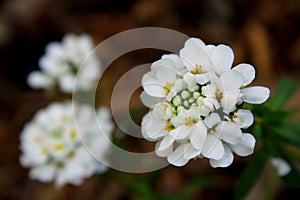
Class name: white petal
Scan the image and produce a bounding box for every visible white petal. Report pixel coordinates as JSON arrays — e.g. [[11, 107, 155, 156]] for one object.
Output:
[[140, 91, 163, 108], [153, 60, 177, 82], [189, 121, 207, 150], [201, 85, 216, 98], [204, 113, 221, 128], [27, 71, 54, 89], [167, 144, 189, 167], [161, 54, 185, 71], [233, 63, 255, 86], [234, 109, 254, 129], [158, 135, 175, 151], [241, 86, 270, 104], [183, 144, 201, 159], [230, 133, 256, 156], [142, 72, 165, 97], [202, 134, 224, 160], [270, 157, 291, 176], [221, 89, 240, 111], [209, 145, 234, 168], [29, 164, 56, 182], [141, 113, 165, 140], [155, 140, 173, 157], [183, 72, 196, 85], [196, 73, 210, 85], [218, 70, 243, 91], [211, 44, 234, 75], [59, 75, 74, 93], [216, 121, 242, 145], [180, 38, 211, 72], [169, 126, 191, 140]]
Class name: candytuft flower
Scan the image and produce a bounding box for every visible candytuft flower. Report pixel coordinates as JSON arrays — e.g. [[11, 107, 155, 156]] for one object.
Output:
[[19, 102, 113, 187], [141, 37, 270, 167], [27, 34, 101, 93]]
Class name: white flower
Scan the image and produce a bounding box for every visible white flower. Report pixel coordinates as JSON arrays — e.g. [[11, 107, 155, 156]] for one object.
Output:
[[141, 37, 270, 168], [270, 157, 291, 176], [19, 101, 113, 187], [142, 54, 186, 101], [202, 113, 255, 167], [27, 34, 101, 93]]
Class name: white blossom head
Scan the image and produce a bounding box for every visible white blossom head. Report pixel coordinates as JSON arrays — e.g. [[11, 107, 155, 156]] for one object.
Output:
[[19, 101, 114, 187], [141, 37, 270, 167], [27, 34, 101, 93]]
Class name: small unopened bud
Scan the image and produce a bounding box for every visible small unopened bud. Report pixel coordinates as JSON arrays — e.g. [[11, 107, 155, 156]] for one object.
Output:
[[172, 95, 182, 107], [181, 90, 190, 99]]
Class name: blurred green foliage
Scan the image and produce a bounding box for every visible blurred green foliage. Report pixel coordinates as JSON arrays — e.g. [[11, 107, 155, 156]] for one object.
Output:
[[235, 77, 300, 199]]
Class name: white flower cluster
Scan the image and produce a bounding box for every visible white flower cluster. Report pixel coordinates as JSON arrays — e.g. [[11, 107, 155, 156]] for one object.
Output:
[[27, 34, 101, 93], [141, 38, 270, 167], [20, 102, 113, 187]]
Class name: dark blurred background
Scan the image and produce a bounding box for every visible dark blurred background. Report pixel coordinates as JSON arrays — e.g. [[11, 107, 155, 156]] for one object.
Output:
[[0, 0, 299, 199]]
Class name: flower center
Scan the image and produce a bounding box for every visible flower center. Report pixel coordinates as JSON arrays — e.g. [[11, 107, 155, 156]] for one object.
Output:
[[169, 84, 203, 111]]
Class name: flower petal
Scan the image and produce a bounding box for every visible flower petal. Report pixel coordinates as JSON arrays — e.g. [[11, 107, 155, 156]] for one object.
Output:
[[180, 38, 211, 72], [183, 144, 201, 159], [141, 113, 166, 140], [211, 44, 234, 75], [209, 145, 234, 168], [202, 134, 224, 160], [167, 144, 189, 167], [158, 135, 175, 151], [270, 157, 291, 176], [169, 126, 191, 140], [189, 121, 207, 150], [204, 113, 221, 128], [234, 109, 254, 129], [183, 72, 196, 85], [142, 72, 165, 97], [216, 121, 242, 145], [140, 91, 163, 108], [218, 70, 243, 91], [241, 86, 270, 104], [27, 71, 54, 89], [155, 140, 173, 157], [195, 73, 210, 85], [161, 54, 185, 71], [230, 133, 255, 156], [233, 63, 255, 86], [221, 89, 240, 111], [29, 164, 56, 182]]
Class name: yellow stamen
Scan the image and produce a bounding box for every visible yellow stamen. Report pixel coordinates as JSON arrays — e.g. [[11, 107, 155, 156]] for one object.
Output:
[[41, 147, 48, 155], [165, 120, 175, 132], [61, 115, 69, 122], [163, 81, 175, 96], [54, 143, 64, 151], [185, 117, 199, 126], [70, 130, 77, 139], [67, 151, 76, 159], [191, 64, 203, 74]]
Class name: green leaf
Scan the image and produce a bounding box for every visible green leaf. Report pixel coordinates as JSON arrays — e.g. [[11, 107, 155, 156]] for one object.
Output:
[[269, 124, 300, 148], [234, 148, 268, 199], [268, 77, 298, 110]]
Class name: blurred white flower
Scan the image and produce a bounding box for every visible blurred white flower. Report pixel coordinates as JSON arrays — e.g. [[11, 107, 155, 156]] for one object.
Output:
[[141, 37, 270, 167], [20, 101, 113, 187], [27, 34, 101, 93], [270, 157, 291, 176]]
